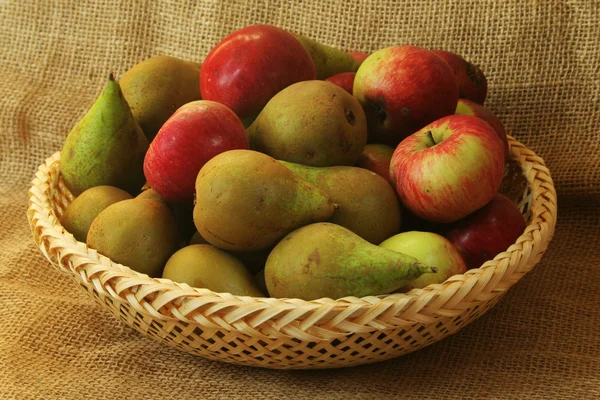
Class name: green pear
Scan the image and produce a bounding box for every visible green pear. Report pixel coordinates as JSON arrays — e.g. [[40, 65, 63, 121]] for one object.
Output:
[[292, 33, 360, 79], [119, 55, 202, 141], [162, 244, 265, 297], [60, 74, 148, 196], [247, 80, 367, 167], [265, 223, 436, 300], [86, 198, 180, 277], [193, 149, 337, 252], [60, 185, 132, 242], [280, 162, 402, 244]]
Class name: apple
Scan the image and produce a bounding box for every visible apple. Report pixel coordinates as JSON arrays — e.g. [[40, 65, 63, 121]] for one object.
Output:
[[325, 72, 356, 94], [389, 114, 505, 223], [444, 193, 526, 269], [456, 98, 509, 158], [353, 45, 459, 147], [355, 143, 394, 182], [379, 231, 467, 291], [200, 24, 316, 124], [143, 100, 248, 203], [432, 50, 487, 105], [347, 51, 370, 64]]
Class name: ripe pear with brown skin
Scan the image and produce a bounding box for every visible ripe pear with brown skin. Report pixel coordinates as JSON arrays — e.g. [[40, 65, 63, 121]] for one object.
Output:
[[193, 150, 337, 252], [292, 33, 361, 79], [86, 198, 180, 277], [265, 223, 436, 300], [119, 55, 202, 141], [136, 188, 196, 245], [162, 245, 265, 297], [61, 74, 148, 196], [60, 185, 132, 242], [280, 161, 402, 244], [248, 80, 367, 167]]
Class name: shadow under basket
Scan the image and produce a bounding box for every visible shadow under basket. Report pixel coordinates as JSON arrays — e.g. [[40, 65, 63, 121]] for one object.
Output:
[[26, 135, 557, 370]]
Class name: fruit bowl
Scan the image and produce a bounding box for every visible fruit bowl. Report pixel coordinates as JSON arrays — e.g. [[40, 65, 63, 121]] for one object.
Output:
[[27, 136, 556, 369]]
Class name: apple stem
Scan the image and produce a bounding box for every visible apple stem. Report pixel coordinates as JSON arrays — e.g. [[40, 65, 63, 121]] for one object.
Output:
[[425, 130, 436, 147]]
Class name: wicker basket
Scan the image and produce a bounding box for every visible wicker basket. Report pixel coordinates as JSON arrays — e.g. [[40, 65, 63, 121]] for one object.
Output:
[[26, 136, 557, 370]]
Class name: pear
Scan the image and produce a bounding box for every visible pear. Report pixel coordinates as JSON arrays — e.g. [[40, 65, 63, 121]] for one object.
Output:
[[60, 185, 132, 242], [247, 80, 367, 167], [193, 149, 337, 252], [280, 162, 402, 244], [292, 33, 360, 79], [86, 198, 180, 277], [136, 188, 196, 245], [119, 55, 202, 141], [162, 245, 265, 297], [265, 223, 436, 300], [60, 74, 148, 196]]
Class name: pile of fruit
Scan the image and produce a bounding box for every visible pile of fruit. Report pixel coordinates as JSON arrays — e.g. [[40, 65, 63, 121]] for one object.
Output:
[[58, 24, 526, 301]]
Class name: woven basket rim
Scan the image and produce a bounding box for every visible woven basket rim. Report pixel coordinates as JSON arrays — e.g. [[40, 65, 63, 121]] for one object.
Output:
[[27, 135, 557, 340]]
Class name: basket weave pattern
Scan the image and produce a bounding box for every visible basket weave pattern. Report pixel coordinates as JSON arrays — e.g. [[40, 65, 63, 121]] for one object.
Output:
[[26, 136, 557, 369]]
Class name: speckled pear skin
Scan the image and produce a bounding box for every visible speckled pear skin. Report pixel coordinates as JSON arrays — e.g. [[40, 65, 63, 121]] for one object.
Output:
[[247, 80, 367, 167], [162, 244, 265, 297], [280, 161, 402, 244], [86, 198, 180, 278], [59, 185, 132, 243], [60, 74, 148, 196], [119, 56, 202, 141], [193, 150, 337, 252], [265, 222, 435, 300]]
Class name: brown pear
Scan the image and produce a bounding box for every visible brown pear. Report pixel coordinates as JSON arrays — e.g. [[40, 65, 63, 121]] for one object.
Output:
[[193, 150, 336, 252], [86, 198, 180, 277], [247, 80, 367, 167], [280, 161, 402, 244], [162, 244, 264, 297], [60, 185, 132, 242], [120, 56, 202, 141]]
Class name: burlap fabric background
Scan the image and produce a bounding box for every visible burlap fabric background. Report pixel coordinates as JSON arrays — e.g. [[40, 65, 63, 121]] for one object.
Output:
[[1, 0, 598, 398]]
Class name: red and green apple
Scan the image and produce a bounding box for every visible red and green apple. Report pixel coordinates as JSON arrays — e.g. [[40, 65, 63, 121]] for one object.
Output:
[[353, 45, 459, 146], [389, 114, 505, 223]]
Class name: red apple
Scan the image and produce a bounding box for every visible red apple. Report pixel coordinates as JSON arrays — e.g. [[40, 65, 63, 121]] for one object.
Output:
[[356, 143, 394, 182], [379, 231, 467, 291], [143, 100, 248, 203], [325, 72, 355, 94], [347, 51, 370, 65], [389, 114, 505, 223], [353, 45, 459, 147], [200, 24, 316, 124], [432, 50, 487, 105], [456, 98, 509, 158], [444, 193, 526, 269]]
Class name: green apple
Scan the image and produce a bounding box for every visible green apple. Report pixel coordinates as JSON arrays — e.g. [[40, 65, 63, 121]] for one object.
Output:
[[379, 231, 467, 291]]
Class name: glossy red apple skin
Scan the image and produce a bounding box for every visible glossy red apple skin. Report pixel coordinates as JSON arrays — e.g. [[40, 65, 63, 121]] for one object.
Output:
[[456, 98, 509, 159], [432, 50, 488, 105], [347, 51, 370, 64], [143, 100, 249, 204], [390, 115, 505, 223], [325, 72, 356, 94], [444, 193, 527, 269], [353, 45, 459, 147], [200, 24, 316, 123], [356, 143, 394, 182]]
